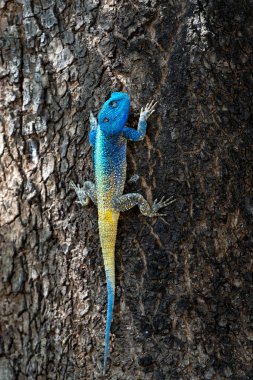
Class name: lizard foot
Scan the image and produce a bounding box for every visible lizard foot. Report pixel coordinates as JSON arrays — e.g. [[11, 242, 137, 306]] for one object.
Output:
[[149, 196, 176, 217], [70, 181, 90, 206], [140, 99, 158, 121]]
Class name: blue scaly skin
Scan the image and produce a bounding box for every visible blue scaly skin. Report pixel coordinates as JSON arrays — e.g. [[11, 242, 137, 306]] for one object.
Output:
[[70, 92, 175, 372]]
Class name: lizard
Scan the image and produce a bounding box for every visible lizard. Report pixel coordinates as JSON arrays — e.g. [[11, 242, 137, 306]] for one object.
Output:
[[70, 92, 175, 373]]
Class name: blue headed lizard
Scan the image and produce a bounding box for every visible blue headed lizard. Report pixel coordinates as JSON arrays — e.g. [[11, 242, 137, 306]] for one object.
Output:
[[71, 92, 175, 373]]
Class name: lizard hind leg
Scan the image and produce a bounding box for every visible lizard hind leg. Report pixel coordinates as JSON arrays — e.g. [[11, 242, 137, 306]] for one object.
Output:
[[112, 192, 175, 217], [70, 180, 97, 206]]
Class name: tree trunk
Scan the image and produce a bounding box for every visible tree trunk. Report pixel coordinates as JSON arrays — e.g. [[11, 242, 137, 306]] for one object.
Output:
[[0, 1, 252, 379]]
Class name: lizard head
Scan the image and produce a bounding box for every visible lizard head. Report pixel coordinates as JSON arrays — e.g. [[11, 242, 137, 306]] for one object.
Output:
[[98, 92, 130, 136]]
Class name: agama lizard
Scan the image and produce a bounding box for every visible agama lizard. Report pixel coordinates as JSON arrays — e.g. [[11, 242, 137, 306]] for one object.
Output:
[[70, 92, 174, 373]]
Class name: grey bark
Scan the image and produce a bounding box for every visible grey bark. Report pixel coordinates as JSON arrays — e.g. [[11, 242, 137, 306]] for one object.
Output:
[[0, 1, 252, 379]]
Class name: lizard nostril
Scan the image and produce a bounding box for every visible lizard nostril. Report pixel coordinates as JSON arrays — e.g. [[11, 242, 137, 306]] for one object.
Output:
[[103, 117, 109, 122]]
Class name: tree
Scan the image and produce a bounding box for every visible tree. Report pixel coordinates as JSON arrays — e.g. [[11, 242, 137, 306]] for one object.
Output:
[[0, 1, 252, 379]]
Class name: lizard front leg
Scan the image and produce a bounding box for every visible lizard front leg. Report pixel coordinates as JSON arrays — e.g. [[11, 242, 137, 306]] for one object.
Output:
[[112, 193, 175, 217], [89, 111, 98, 146], [70, 180, 97, 206], [122, 100, 157, 141]]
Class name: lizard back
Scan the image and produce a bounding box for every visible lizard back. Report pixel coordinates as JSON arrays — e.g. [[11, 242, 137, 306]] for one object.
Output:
[[94, 126, 127, 370]]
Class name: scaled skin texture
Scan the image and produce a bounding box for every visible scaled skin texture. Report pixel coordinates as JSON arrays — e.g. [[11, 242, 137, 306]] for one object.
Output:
[[71, 92, 174, 372]]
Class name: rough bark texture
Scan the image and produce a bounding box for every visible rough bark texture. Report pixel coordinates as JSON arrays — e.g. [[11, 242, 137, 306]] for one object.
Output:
[[0, 0, 252, 379]]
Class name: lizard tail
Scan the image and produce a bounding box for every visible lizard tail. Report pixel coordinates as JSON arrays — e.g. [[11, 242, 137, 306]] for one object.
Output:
[[104, 272, 115, 372], [98, 209, 119, 373]]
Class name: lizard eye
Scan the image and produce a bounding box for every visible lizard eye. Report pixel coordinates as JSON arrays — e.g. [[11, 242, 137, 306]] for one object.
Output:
[[110, 101, 118, 108], [103, 117, 109, 122]]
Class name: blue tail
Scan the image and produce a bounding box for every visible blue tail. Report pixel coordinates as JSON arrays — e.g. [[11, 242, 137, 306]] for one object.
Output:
[[103, 278, 115, 372]]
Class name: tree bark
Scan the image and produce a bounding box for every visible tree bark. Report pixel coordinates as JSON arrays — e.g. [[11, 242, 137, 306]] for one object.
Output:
[[0, 1, 252, 379]]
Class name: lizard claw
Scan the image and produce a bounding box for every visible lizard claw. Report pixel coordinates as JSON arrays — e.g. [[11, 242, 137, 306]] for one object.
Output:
[[70, 180, 77, 190], [70, 181, 89, 206], [146, 99, 157, 113], [140, 99, 158, 121], [150, 196, 176, 217]]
